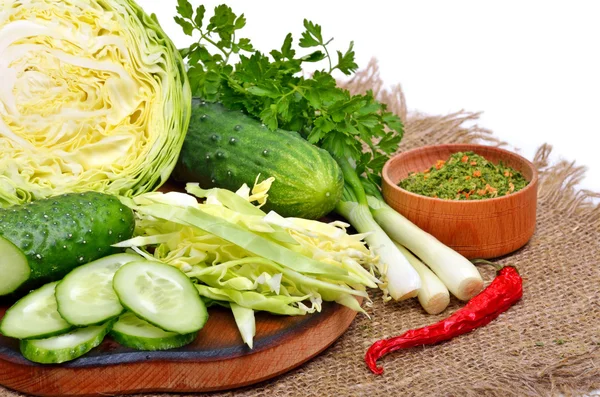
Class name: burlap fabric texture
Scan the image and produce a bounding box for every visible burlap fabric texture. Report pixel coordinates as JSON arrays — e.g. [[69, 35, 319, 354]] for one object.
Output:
[[2, 59, 599, 397]]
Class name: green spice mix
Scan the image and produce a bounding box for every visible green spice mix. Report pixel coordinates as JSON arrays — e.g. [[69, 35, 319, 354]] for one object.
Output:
[[398, 151, 529, 200]]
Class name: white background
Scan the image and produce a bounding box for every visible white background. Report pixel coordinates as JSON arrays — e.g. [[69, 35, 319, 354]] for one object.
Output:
[[138, 0, 600, 195]]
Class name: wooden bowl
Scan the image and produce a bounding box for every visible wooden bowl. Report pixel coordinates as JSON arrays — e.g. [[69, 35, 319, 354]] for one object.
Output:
[[382, 144, 538, 259]]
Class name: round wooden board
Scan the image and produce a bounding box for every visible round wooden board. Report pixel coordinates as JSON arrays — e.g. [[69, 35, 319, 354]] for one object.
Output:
[[0, 181, 360, 396], [0, 302, 358, 396]]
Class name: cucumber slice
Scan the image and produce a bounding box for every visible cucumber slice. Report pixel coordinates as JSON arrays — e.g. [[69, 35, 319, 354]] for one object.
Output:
[[113, 261, 208, 334], [20, 320, 114, 364], [0, 282, 71, 339], [110, 312, 197, 351], [55, 253, 141, 326], [0, 236, 30, 296]]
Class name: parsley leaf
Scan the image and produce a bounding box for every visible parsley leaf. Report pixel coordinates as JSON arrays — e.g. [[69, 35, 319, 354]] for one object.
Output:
[[193, 4, 205, 28], [174, 16, 194, 36], [299, 20, 323, 48], [176, 0, 193, 19], [335, 41, 358, 75], [281, 33, 295, 59], [176, 3, 404, 183]]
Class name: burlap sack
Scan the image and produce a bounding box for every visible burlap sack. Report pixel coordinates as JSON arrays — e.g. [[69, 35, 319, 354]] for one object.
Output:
[[1, 59, 598, 397]]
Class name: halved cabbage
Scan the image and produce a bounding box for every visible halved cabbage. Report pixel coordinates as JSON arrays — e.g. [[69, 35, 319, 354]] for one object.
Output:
[[0, 0, 191, 206]]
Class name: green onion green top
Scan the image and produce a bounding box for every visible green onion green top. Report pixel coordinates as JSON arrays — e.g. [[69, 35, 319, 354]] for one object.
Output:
[[398, 151, 529, 200]]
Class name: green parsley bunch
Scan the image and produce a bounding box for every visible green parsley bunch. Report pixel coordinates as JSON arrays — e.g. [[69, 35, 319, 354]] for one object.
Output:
[[174, 1, 403, 186]]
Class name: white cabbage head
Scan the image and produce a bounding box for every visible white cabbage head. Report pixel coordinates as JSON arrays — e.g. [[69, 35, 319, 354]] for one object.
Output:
[[0, 0, 191, 206]]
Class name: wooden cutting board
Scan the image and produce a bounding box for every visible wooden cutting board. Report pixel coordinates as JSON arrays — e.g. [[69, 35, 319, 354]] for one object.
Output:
[[0, 182, 360, 395], [0, 302, 358, 396]]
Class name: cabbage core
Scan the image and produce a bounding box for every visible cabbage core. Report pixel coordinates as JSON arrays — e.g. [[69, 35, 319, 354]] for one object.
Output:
[[0, 0, 191, 206]]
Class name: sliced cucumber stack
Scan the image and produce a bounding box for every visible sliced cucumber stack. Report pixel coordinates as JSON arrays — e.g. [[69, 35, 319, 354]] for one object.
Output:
[[0, 282, 72, 339], [55, 253, 141, 326], [2, 258, 209, 364], [113, 261, 208, 334], [20, 320, 114, 364], [111, 312, 197, 351]]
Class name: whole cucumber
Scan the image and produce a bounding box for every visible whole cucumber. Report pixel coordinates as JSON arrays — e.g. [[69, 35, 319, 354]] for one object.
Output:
[[173, 99, 344, 219], [0, 192, 135, 297]]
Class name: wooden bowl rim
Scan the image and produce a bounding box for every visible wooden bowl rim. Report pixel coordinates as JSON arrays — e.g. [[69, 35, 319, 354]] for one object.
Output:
[[382, 143, 539, 205]]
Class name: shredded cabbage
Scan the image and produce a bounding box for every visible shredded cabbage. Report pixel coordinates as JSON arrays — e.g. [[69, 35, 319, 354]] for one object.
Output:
[[116, 181, 381, 347], [0, 0, 190, 206]]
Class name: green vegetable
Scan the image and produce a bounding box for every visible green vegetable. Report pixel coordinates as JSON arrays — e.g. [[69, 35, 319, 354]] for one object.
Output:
[[113, 260, 208, 334], [395, 244, 449, 315], [398, 151, 529, 200], [115, 184, 379, 347], [0, 282, 71, 340], [0, 0, 191, 207], [194, 284, 310, 316], [0, 238, 29, 299], [173, 99, 343, 219], [335, 160, 421, 301], [0, 192, 135, 296], [176, 4, 401, 187], [110, 312, 198, 351], [55, 253, 142, 326], [20, 320, 114, 364], [120, 195, 352, 279], [366, 190, 484, 301], [3, 258, 200, 362], [230, 303, 256, 349], [174, 3, 421, 301]]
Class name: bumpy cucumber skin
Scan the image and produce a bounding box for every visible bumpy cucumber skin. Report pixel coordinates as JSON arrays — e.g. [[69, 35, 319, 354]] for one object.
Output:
[[173, 100, 344, 220], [19, 319, 115, 364], [0, 192, 135, 296]]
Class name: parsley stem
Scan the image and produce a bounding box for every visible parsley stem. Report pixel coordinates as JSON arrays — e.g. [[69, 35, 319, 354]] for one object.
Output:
[[224, 32, 236, 64], [321, 42, 333, 73], [277, 85, 300, 103], [202, 33, 227, 58], [193, 22, 229, 61]]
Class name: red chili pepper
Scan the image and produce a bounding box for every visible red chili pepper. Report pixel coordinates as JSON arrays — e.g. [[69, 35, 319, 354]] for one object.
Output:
[[365, 265, 522, 375]]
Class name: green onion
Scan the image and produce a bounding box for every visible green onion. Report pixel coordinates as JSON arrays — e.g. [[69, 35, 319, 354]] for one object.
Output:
[[395, 244, 449, 315], [366, 193, 483, 301], [335, 158, 421, 301]]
